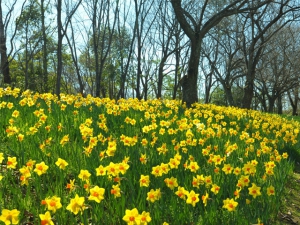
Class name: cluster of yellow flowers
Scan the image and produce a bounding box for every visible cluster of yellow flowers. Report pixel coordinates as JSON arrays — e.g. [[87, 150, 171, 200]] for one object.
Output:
[[0, 87, 299, 224]]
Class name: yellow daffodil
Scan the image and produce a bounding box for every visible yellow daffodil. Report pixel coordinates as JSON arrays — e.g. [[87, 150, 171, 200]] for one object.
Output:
[[222, 163, 233, 174], [7, 157, 17, 169], [140, 211, 151, 225], [282, 152, 288, 159], [146, 188, 161, 203], [59, 134, 69, 146], [66, 179, 76, 191], [188, 161, 199, 173], [88, 186, 105, 203], [222, 198, 238, 211], [111, 184, 121, 198], [164, 177, 178, 190], [34, 162, 49, 176], [55, 158, 69, 170], [210, 184, 220, 195], [66, 194, 85, 215], [11, 110, 19, 118], [17, 133, 24, 142], [139, 153, 147, 164], [237, 175, 250, 188], [78, 169, 91, 182], [140, 175, 150, 187], [122, 208, 140, 225], [248, 183, 262, 199], [118, 162, 130, 175], [202, 192, 209, 206], [186, 190, 199, 207], [0, 153, 4, 163], [45, 196, 62, 213], [267, 185, 275, 196], [96, 165, 107, 176], [175, 186, 188, 200], [106, 162, 119, 177], [151, 165, 163, 177], [0, 209, 20, 225]]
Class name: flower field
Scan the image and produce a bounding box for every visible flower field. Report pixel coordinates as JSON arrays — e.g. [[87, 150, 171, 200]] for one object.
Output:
[[0, 87, 299, 225]]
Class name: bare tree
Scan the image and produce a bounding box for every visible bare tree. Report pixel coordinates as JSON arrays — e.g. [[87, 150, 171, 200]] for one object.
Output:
[[64, 12, 85, 95], [0, 0, 26, 85], [255, 26, 300, 113], [55, 0, 82, 97], [82, 0, 119, 97], [202, 16, 245, 106], [133, 0, 157, 99], [40, 0, 50, 92], [288, 88, 299, 116], [240, 0, 300, 109], [170, 0, 272, 107], [116, 1, 135, 99], [152, 0, 177, 99]]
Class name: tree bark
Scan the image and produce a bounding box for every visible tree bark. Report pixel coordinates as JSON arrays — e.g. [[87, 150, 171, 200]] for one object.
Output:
[[180, 40, 201, 107], [277, 94, 283, 114], [173, 29, 180, 100], [0, 3, 11, 84], [41, 0, 48, 92], [56, 0, 62, 96], [288, 90, 299, 116], [65, 20, 84, 95]]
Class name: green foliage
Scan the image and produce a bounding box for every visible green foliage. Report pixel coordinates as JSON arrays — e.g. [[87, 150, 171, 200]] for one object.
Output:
[[211, 86, 243, 107], [0, 88, 299, 224], [79, 26, 133, 97]]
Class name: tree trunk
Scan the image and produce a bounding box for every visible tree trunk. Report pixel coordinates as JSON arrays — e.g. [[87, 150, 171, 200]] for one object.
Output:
[[56, 0, 62, 97], [277, 94, 283, 114], [180, 41, 201, 107], [173, 33, 180, 100], [204, 72, 213, 104], [268, 97, 276, 113], [224, 85, 235, 106], [288, 90, 298, 116], [0, 4, 11, 84], [41, 0, 48, 92], [242, 39, 258, 109], [24, 22, 29, 89], [242, 74, 255, 109], [157, 56, 168, 99], [65, 23, 84, 95], [136, 37, 142, 100]]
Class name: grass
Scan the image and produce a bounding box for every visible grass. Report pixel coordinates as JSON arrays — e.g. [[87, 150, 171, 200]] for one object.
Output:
[[0, 87, 300, 225], [276, 162, 300, 225]]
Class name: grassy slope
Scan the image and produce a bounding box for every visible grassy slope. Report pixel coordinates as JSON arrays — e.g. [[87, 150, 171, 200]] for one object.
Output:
[[276, 162, 300, 225], [276, 116, 300, 225], [1, 92, 299, 224]]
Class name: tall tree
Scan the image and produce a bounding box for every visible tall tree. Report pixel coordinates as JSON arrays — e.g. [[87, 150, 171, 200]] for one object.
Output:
[[153, 0, 183, 99], [255, 26, 300, 113], [170, 0, 275, 107], [16, 0, 44, 90], [288, 88, 299, 116], [56, 0, 62, 96], [0, 0, 26, 85], [240, 0, 300, 109], [0, 0, 10, 84], [202, 17, 245, 106], [40, 0, 49, 92], [116, 1, 135, 99], [55, 0, 82, 97], [82, 0, 119, 97], [64, 17, 84, 95]]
